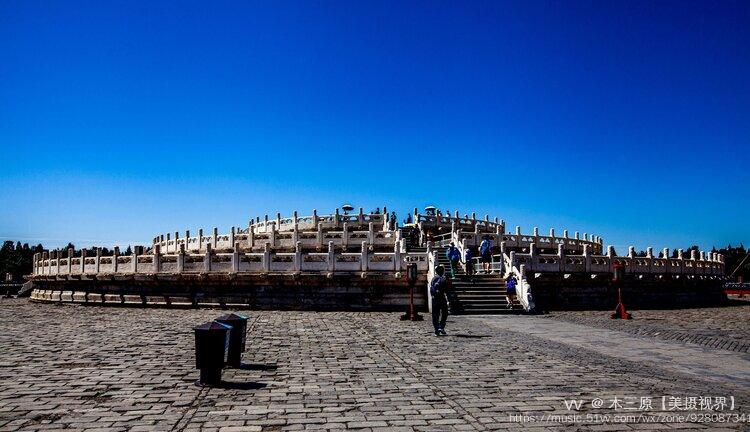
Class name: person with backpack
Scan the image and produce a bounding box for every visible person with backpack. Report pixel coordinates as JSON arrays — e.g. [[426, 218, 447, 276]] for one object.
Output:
[[445, 242, 461, 279], [430, 265, 451, 336], [506, 274, 518, 309], [463, 247, 474, 281], [479, 237, 493, 273]]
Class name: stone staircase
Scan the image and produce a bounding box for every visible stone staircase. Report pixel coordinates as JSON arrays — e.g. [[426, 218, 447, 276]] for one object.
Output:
[[435, 247, 522, 314]]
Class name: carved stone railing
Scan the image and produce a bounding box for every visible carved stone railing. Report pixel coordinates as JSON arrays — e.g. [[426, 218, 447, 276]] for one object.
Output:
[[413, 210, 505, 235], [32, 241, 427, 277], [508, 244, 725, 276], [431, 225, 603, 255], [152, 223, 400, 253], [248, 207, 392, 234]]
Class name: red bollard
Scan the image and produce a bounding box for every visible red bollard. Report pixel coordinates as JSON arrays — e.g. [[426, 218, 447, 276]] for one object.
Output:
[[400, 263, 423, 321], [610, 287, 632, 320]]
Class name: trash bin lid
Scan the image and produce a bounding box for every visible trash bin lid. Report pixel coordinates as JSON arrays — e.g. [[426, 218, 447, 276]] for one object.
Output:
[[215, 313, 248, 322], [194, 321, 232, 332]]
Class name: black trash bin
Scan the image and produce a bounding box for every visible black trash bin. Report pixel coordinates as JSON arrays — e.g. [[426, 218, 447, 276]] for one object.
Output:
[[215, 313, 248, 368], [194, 321, 231, 386]]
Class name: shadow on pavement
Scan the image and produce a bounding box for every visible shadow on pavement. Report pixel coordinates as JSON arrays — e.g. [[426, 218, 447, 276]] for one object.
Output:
[[217, 381, 268, 390], [235, 363, 278, 371], [452, 334, 491, 339]]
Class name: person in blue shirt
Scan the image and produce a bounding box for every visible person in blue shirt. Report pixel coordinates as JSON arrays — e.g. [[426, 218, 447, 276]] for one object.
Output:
[[479, 237, 493, 273], [506, 275, 518, 309], [429, 265, 451, 336], [446, 242, 461, 279], [463, 247, 474, 281]]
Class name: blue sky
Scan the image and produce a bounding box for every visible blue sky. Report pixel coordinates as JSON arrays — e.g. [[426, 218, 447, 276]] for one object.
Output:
[[1, 0, 748, 252]]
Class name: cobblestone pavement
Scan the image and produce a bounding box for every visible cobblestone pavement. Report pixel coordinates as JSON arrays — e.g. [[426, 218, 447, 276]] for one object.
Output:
[[0, 299, 749, 432], [547, 303, 750, 353]]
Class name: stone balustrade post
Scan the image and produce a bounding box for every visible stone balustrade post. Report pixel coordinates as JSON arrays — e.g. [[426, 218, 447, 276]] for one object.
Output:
[[575, 231, 580, 240], [699, 251, 705, 261], [293, 210, 298, 229], [204, 243, 212, 272], [50, 249, 60, 275], [583, 233, 588, 241], [153, 244, 161, 273], [177, 244, 185, 273], [248, 224, 255, 249], [583, 244, 591, 273], [132, 247, 138, 273], [185, 230, 190, 251], [533, 227, 539, 237], [292, 224, 299, 246], [564, 230, 569, 238], [342, 222, 349, 248], [528, 244, 537, 270], [263, 243, 271, 272], [316, 224, 323, 248], [113, 246, 120, 273], [368, 222, 375, 244], [335, 208, 340, 228], [269, 226, 276, 249], [294, 241, 302, 271], [557, 243, 565, 272], [394, 240, 402, 271], [361, 241, 368, 271], [229, 227, 235, 249], [515, 226, 521, 237], [198, 229, 204, 252], [276, 212, 281, 230], [95, 248, 101, 273], [327, 241, 335, 272], [312, 209, 318, 229], [231, 242, 240, 273], [690, 249, 697, 261], [211, 227, 218, 248], [67, 247, 74, 274], [549, 228, 555, 238], [677, 249, 684, 260], [628, 246, 635, 259]]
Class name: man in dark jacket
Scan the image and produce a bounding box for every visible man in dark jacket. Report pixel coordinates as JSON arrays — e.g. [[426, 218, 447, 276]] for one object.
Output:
[[430, 265, 450, 336]]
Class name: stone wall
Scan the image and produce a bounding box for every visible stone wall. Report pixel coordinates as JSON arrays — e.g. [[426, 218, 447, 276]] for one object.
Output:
[[529, 275, 727, 311], [29, 272, 427, 311]]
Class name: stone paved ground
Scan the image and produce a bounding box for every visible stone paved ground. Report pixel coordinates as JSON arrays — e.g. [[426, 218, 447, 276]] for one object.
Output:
[[548, 302, 750, 353], [0, 299, 749, 431]]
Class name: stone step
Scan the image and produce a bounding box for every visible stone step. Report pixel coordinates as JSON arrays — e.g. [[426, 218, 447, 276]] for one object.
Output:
[[453, 308, 522, 315]]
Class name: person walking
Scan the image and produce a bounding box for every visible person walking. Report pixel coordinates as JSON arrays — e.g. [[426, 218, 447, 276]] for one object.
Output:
[[430, 265, 450, 336], [463, 247, 474, 282], [446, 242, 461, 279], [479, 237, 493, 273], [506, 274, 518, 309]]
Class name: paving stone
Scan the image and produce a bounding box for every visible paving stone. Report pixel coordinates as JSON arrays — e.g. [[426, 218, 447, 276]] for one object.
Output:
[[0, 298, 748, 431]]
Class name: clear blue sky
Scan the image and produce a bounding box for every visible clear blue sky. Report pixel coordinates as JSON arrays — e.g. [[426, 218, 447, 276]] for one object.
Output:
[[1, 0, 748, 252]]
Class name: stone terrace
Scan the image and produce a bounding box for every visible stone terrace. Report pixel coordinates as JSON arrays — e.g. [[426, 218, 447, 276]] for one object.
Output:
[[0, 299, 749, 431]]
